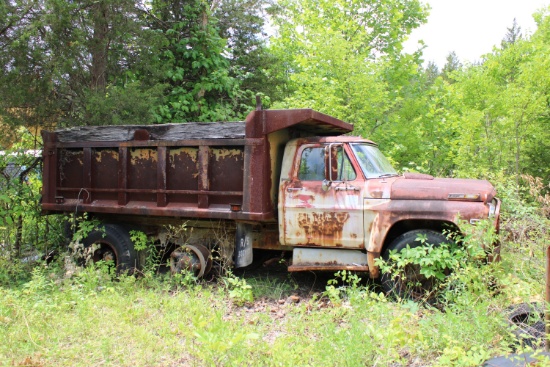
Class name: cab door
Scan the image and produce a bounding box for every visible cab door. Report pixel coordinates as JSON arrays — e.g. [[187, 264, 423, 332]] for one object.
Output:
[[280, 144, 364, 248]]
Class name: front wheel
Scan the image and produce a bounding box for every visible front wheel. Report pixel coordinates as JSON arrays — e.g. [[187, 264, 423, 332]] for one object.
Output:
[[380, 229, 451, 300]]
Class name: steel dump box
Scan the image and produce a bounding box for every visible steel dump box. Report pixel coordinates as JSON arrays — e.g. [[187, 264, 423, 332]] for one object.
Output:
[[41, 109, 353, 222]]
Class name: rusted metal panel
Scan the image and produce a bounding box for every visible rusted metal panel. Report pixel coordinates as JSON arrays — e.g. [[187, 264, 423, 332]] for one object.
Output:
[[245, 109, 353, 138], [42, 109, 352, 222], [167, 147, 199, 205], [268, 130, 290, 215], [41, 201, 274, 221], [364, 198, 492, 253], [128, 148, 157, 203], [289, 248, 368, 272], [42, 149, 56, 205], [208, 147, 244, 206], [391, 176, 496, 203], [276, 136, 501, 276], [198, 146, 209, 209], [82, 148, 92, 204], [243, 110, 354, 219], [118, 147, 129, 205], [157, 146, 167, 207], [280, 142, 365, 248], [92, 149, 119, 202]]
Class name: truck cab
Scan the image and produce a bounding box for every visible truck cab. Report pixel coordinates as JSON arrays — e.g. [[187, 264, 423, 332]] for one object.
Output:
[[278, 136, 500, 277]]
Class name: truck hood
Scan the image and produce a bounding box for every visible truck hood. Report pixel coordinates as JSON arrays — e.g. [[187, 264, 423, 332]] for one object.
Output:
[[390, 173, 496, 203]]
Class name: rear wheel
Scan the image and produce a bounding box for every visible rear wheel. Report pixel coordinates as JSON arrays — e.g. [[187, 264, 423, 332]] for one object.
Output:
[[82, 224, 137, 273], [380, 230, 450, 300]]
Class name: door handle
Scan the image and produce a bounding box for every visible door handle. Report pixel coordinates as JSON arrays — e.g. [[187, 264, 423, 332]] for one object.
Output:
[[335, 186, 360, 191]]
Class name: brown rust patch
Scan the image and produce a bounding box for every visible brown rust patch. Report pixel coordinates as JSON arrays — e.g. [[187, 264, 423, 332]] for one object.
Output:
[[298, 212, 350, 239], [367, 251, 381, 278], [370, 190, 383, 199]]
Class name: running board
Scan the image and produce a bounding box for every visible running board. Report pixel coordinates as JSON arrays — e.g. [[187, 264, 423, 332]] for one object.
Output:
[[288, 248, 369, 272]]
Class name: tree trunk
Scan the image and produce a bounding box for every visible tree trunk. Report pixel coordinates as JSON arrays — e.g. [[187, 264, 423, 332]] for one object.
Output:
[[90, 1, 109, 91], [14, 215, 22, 258]]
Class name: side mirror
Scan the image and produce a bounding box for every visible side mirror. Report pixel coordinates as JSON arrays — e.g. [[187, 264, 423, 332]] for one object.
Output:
[[324, 145, 339, 182]]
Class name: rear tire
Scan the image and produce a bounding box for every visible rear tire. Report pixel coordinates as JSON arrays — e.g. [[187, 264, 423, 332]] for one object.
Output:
[[380, 229, 450, 300], [82, 224, 137, 273]]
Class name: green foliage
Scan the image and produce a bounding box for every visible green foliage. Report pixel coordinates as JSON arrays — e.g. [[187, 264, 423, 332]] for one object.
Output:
[[66, 215, 108, 271], [169, 269, 199, 290], [245, 274, 298, 300], [149, 0, 280, 123], [222, 271, 254, 306], [267, 3, 550, 183], [68, 215, 99, 245], [270, 0, 428, 139], [0, 0, 166, 127], [213, 0, 286, 108], [377, 221, 497, 302], [129, 230, 164, 278], [0, 0, 280, 128], [0, 208, 547, 367], [0, 257, 31, 287], [430, 9, 550, 182], [129, 230, 150, 252], [0, 143, 66, 267], [82, 83, 165, 126], [324, 270, 363, 304]]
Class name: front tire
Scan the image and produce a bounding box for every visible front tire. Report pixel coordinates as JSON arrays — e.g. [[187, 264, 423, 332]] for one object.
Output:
[[380, 229, 450, 300], [82, 224, 137, 273]]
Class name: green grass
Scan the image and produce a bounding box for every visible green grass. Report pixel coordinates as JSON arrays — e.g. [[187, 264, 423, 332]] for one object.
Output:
[[1, 214, 550, 366]]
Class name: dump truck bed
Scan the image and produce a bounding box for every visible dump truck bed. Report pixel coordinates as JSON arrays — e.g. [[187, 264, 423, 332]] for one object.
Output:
[[41, 109, 353, 222]]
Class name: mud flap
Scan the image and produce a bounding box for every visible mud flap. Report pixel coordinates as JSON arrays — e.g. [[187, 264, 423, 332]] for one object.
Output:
[[234, 223, 253, 268]]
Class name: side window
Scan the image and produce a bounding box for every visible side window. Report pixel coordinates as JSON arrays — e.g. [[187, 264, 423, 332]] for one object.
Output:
[[298, 146, 357, 181], [298, 147, 325, 181], [335, 147, 357, 181]]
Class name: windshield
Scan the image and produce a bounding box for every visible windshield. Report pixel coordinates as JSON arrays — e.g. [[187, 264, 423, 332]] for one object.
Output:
[[350, 143, 398, 179]]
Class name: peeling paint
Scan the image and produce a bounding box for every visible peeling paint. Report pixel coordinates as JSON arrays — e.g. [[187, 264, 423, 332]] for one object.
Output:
[[211, 148, 242, 161], [169, 147, 198, 169], [130, 148, 157, 163]]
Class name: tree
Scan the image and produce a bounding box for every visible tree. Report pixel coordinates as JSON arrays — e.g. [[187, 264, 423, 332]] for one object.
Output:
[[148, 0, 242, 122], [441, 51, 461, 83], [269, 0, 428, 132], [447, 8, 550, 183], [424, 61, 440, 86], [212, 0, 286, 106], [0, 0, 164, 129], [501, 18, 522, 48]]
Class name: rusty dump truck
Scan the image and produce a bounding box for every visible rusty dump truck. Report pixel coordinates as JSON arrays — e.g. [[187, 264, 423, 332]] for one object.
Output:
[[41, 108, 500, 289]]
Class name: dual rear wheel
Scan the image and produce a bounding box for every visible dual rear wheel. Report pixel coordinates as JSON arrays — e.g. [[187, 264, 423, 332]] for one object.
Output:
[[81, 224, 213, 277], [82, 224, 137, 273]]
